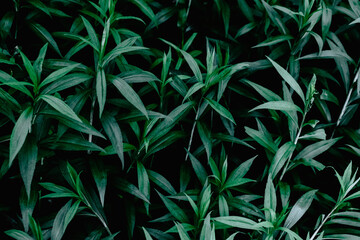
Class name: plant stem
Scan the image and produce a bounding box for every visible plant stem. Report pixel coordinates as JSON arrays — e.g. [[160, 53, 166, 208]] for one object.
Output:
[[279, 112, 306, 180]]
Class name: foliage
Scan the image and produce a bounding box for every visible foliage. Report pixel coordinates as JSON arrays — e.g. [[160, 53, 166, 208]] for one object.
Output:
[[1, 0, 360, 239]]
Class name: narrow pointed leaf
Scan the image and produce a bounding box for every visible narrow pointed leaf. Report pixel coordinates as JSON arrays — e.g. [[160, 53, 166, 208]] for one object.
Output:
[[39, 63, 81, 89], [19, 50, 38, 86], [96, 69, 106, 118], [250, 101, 303, 114], [187, 150, 207, 185], [101, 113, 124, 166], [18, 137, 38, 198], [175, 222, 191, 240], [10, 106, 33, 166], [5, 230, 33, 240], [51, 200, 80, 240], [267, 57, 305, 103], [284, 190, 317, 229], [179, 49, 202, 82], [269, 141, 296, 179], [31, 23, 62, 57], [157, 191, 189, 223], [0, 70, 33, 97], [294, 137, 341, 160], [205, 98, 236, 125], [224, 156, 256, 189], [148, 170, 177, 195], [90, 160, 107, 207], [40, 95, 82, 122], [115, 178, 150, 203], [110, 75, 148, 119]]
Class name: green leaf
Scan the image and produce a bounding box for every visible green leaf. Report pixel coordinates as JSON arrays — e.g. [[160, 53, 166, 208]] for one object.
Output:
[[40, 109, 105, 139], [19, 49, 38, 87], [213, 216, 261, 230], [33, 43, 48, 81], [219, 195, 229, 216], [223, 156, 256, 189], [129, 0, 157, 23], [284, 190, 317, 229], [51, 200, 80, 240], [148, 170, 177, 195], [39, 63, 81, 89], [187, 150, 207, 186], [115, 178, 150, 203], [20, 188, 37, 232], [110, 75, 148, 119], [269, 141, 296, 179], [264, 176, 276, 222], [101, 38, 147, 67], [197, 121, 212, 160], [5, 230, 33, 240], [179, 49, 202, 82], [267, 57, 305, 103], [244, 126, 277, 153], [40, 95, 80, 124], [101, 113, 124, 167], [41, 134, 104, 152], [253, 35, 293, 48], [294, 137, 341, 160], [18, 137, 38, 198], [0, 70, 33, 97], [262, 0, 287, 34], [199, 184, 212, 219], [321, 3, 332, 39], [80, 15, 100, 51], [244, 79, 282, 101], [118, 70, 160, 83], [183, 82, 205, 102], [298, 50, 354, 62], [96, 69, 107, 118], [250, 101, 303, 114], [39, 182, 78, 199], [175, 222, 191, 240], [137, 161, 150, 213], [142, 227, 154, 240], [31, 23, 62, 57], [157, 191, 189, 223], [205, 98, 236, 125], [9, 106, 33, 166], [200, 213, 211, 240], [90, 160, 107, 207]]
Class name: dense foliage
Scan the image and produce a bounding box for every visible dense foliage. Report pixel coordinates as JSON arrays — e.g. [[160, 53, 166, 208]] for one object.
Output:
[[2, 0, 360, 239]]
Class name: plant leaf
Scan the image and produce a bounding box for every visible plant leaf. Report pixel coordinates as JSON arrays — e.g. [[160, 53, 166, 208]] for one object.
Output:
[[110, 74, 148, 119], [18, 136, 38, 198], [294, 137, 341, 160], [205, 98, 236, 125], [101, 112, 124, 167], [267, 57, 305, 103], [157, 191, 189, 223], [9, 106, 33, 166], [284, 190, 317, 229], [250, 101, 303, 114], [148, 170, 177, 195]]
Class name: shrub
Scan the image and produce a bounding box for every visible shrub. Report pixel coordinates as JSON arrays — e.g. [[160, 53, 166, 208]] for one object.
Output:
[[1, 0, 360, 239]]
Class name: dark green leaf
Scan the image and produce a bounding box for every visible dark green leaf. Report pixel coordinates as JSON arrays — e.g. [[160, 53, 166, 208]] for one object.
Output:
[[10, 106, 33, 166], [101, 113, 124, 166], [205, 98, 236, 125], [110, 75, 148, 119], [18, 137, 38, 198], [148, 170, 177, 195], [40, 95, 82, 122], [284, 190, 317, 229]]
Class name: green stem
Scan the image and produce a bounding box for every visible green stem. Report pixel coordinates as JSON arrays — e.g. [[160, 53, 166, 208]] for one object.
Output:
[[279, 112, 307, 181]]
